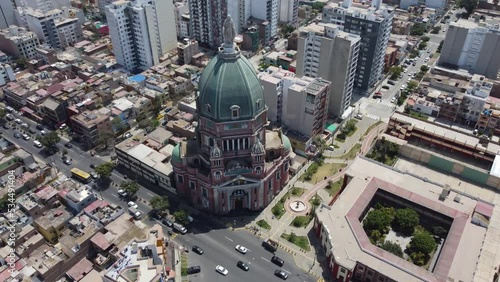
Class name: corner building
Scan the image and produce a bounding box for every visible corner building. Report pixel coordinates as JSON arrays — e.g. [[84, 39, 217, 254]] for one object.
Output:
[[172, 17, 292, 214]]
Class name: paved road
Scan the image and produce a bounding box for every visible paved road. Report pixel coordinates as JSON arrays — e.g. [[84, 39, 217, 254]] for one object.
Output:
[[171, 217, 316, 282], [1, 112, 154, 215]]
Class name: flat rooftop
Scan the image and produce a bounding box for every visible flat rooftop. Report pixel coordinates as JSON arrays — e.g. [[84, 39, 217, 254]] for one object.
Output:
[[316, 157, 489, 282]]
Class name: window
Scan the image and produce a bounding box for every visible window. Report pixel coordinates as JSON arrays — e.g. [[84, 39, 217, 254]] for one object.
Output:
[[276, 171, 281, 180], [340, 268, 346, 273], [177, 175, 184, 184], [256, 99, 261, 108], [206, 104, 211, 113], [230, 105, 240, 119], [256, 166, 262, 174], [189, 180, 195, 190], [214, 171, 222, 179], [209, 137, 215, 147], [202, 187, 208, 197]]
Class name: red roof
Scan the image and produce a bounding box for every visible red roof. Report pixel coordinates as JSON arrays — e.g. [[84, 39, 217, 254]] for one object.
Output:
[[475, 201, 494, 218], [66, 258, 94, 281], [90, 232, 111, 251], [84, 200, 109, 213]]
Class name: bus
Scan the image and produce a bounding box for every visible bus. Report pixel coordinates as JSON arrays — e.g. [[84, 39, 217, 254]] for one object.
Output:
[[70, 168, 92, 183]]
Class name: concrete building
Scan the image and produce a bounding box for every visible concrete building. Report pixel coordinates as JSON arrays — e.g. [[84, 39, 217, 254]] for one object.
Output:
[[279, 0, 299, 26], [0, 1, 17, 30], [296, 23, 360, 118], [400, 0, 446, 14], [61, 185, 97, 212], [322, 0, 394, 93], [0, 63, 15, 87], [259, 66, 331, 138], [70, 108, 112, 149], [175, 0, 189, 38], [54, 16, 83, 48], [24, 8, 63, 49], [172, 17, 292, 214], [32, 208, 72, 243], [438, 18, 500, 79], [251, 0, 279, 42], [14, 0, 71, 13], [0, 26, 40, 59], [314, 156, 491, 282], [177, 38, 200, 65], [105, 0, 177, 73]]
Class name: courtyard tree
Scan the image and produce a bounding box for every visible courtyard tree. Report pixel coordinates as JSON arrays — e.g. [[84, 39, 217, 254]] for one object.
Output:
[[408, 230, 437, 257], [97, 130, 115, 149], [363, 207, 395, 234], [393, 208, 420, 235], [456, 0, 479, 17], [120, 180, 139, 197], [418, 41, 427, 50], [380, 241, 404, 258], [150, 195, 170, 215], [410, 23, 426, 36], [432, 26, 441, 34], [112, 116, 127, 133], [421, 36, 430, 42], [407, 81, 418, 91]]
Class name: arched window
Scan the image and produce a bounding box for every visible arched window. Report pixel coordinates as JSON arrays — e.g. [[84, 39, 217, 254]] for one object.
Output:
[[230, 105, 240, 119], [209, 137, 215, 147], [214, 171, 222, 179], [255, 166, 262, 175], [206, 104, 211, 113]]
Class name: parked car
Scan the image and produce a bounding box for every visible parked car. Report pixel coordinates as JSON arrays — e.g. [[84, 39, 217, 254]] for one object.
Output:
[[36, 124, 44, 130], [275, 269, 288, 280], [237, 261, 249, 271], [187, 266, 201, 274], [21, 123, 29, 128], [28, 128, 36, 134], [63, 159, 72, 165], [271, 256, 285, 267], [355, 114, 363, 120], [128, 201, 138, 209], [90, 172, 98, 179], [34, 140, 42, 148], [14, 119, 21, 124], [117, 189, 128, 197], [235, 245, 248, 254], [387, 80, 396, 85], [64, 143, 73, 148], [215, 265, 228, 276], [124, 132, 133, 139], [382, 85, 390, 90], [192, 245, 204, 255], [3, 124, 10, 129], [22, 134, 30, 140], [40, 130, 46, 135], [391, 97, 397, 103], [162, 217, 173, 227], [90, 164, 96, 169], [14, 132, 21, 138], [5, 114, 13, 121]]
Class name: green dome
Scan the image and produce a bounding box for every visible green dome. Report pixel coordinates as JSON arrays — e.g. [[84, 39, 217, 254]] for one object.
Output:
[[197, 52, 265, 122], [281, 133, 292, 152], [172, 144, 182, 163]]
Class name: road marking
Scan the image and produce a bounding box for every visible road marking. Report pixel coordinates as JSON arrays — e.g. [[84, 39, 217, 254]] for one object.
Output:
[[261, 257, 270, 262], [247, 248, 251, 252], [112, 194, 118, 198], [224, 236, 234, 242], [146, 192, 155, 197], [282, 268, 291, 274]]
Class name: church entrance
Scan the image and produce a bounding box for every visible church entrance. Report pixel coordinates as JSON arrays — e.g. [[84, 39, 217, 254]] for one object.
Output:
[[230, 189, 248, 211]]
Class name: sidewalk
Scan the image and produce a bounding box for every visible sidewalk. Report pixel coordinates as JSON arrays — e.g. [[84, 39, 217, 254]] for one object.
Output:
[[324, 117, 377, 158]]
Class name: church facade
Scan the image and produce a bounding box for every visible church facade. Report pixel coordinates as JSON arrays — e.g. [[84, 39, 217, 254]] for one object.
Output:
[[171, 16, 292, 214]]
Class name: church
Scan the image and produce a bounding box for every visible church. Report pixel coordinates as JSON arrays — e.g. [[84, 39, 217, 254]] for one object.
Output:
[[171, 16, 292, 215]]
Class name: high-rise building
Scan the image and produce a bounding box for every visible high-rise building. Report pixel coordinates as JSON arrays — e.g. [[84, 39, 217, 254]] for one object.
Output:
[[14, 0, 71, 13], [322, 0, 393, 93], [296, 23, 360, 118], [259, 66, 331, 138], [278, 0, 298, 26], [0, 1, 17, 29], [438, 18, 500, 79], [174, 0, 189, 38], [0, 26, 40, 59], [105, 0, 177, 73], [189, 0, 278, 48], [172, 17, 292, 214], [24, 8, 63, 49], [0, 63, 15, 87]]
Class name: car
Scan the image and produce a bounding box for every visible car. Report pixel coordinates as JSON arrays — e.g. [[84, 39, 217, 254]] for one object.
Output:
[[271, 256, 285, 267], [124, 132, 133, 139], [14, 119, 21, 124], [59, 123, 67, 130], [3, 124, 10, 129], [21, 123, 29, 128], [187, 266, 201, 274], [63, 159, 72, 165], [34, 140, 42, 148], [355, 114, 363, 120], [90, 172, 98, 179], [427, 49, 431, 53], [391, 97, 397, 103], [28, 128, 36, 134], [387, 80, 396, 85], [5, 114, 13, 121], [382, 85, 390, 90], [40, 130, 46, 135], [327, 145, 335, 151], [443, 28, 446, 32], [237, 261, 249, 271], [117, 189, 128, 197], [90, 164, 96, 169], [22, 134, 30, 140], [14, 133, 21, 138], [192, 245, 204, 255], [128, 201, 138, 209], [275, 270, 288, 280], [424, 57, 429, 62], [162, 217, 173, 227], [215, 265, 228, 276], [36, 124, 44, 130], [235, 245, 248, 254], [403, 68, 407, 73], [64, 143, 73, 148], [407, 78, 412, 82]]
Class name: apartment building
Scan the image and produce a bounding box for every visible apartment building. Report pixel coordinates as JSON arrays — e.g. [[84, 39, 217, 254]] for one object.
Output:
[[0, 63, 15, 87], [41, 98, 67, 127], [14, 0, 71, 13], [0, 26, 40, 59], [0, 0, 17, 29], [438, 18, 500, 79], [279, 0, 299, 26], [252, 0, 279, 42], [175, 0, 189, 38], [296, 23, 360, 118], [55, 17, 82, 48], [177, 39, 200, 65], [322, 0, 393, 93], [70, 108, 112, 149], [105, 0, 177, 73], [259, 66, 331, 138], [24, 8, 62, 49]]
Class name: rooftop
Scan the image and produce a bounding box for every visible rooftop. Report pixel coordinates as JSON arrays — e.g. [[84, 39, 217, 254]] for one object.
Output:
[[34, 208, 72, 229], [66, 258, 94, 281], [316, 157, 489, 282]]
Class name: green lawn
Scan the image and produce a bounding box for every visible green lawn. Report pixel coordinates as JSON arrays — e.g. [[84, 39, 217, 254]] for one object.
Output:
[[363, 121, 383, 137], [325, 179, 343, 196], [409, 110, 429, 121], [290, 187, 305, 196], [256, 219, 271, 230], [291, 216, 313, 228], [281, 233, 311, 251], [300, 163, 346, 184], [181, 253, 188, 276], [271, 192, 290, 219], [334, 143, 362, 160]]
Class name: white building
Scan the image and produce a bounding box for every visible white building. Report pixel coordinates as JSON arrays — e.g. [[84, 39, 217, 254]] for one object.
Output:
[[106, 0, 177, 73], [24, 8, 63, 49], [63, 185, 97, 212], [55, 17, 82, 48], [252, 0, 279, 40], [278, 0, 298, 26], [0, 63, 15, 87], [14, 0, 71, 13], [296, 23, 360, 118], [0, 1, 17, 29], [174, 0, 189, 38], [0, 26, 40, 59]]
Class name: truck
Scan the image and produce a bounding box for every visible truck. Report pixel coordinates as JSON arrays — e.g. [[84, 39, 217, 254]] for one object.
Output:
[[262, 238, 278, 253], [128, 207, 142, 219], [173, 223, 187, 234]]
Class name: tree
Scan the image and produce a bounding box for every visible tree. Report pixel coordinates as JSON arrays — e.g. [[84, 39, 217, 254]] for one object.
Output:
[[408, 230, 437, 255], [94, 162, 115, 180], [37, 131, 61, 150], [407, 81, 418, 91], [112, 116, 127, 133], [97, 130, 115, 149], [313, 135, 327, 155], [410, 23, 426, 36], [151, 94, 166, 116], [15, 57, 27, 69], [0, 108, 6, 123], [0, 195, 10, 213], [418, 41, 427, 50], [363, 207, 394, 234], [288, 232, 297, 242], [393, 208, 420, 235], [437, 40, 444, 53], [431, 26, 441, 34], [174, 209, 190, 225], [410, 49, 420, 59], [380, 241, 404, 258], [121, 180, 139, 197], [150, 196, 170, 215], [420, 65, 429, 72], [281, 25, 295, 37], [390, 66, 402, 80], [312, 2, 326, 11], [421, 36, 430, 42], [431, 226, 448, 238], [456, 0, 479, 17]]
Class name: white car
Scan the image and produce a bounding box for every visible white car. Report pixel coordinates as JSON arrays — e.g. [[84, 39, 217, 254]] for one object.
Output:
[[235, 245, 248, 254], [34, 140, 42, 148], [118, 189, 128, 197], [391, 97, 397, 103], [14, 119, 22, 124], [128, 201, 138, 209], [22, 134, 30, 140], [40, 130, 46, 135], [215, 265, 229, 276]]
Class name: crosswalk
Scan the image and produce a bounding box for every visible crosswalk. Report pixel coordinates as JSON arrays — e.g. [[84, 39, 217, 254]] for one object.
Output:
[[378, 100, 394, 107], [364, 113, 380, 120]]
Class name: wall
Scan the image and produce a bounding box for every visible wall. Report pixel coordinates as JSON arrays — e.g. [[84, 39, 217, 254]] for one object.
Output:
[[399, 144, 500, 189]]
